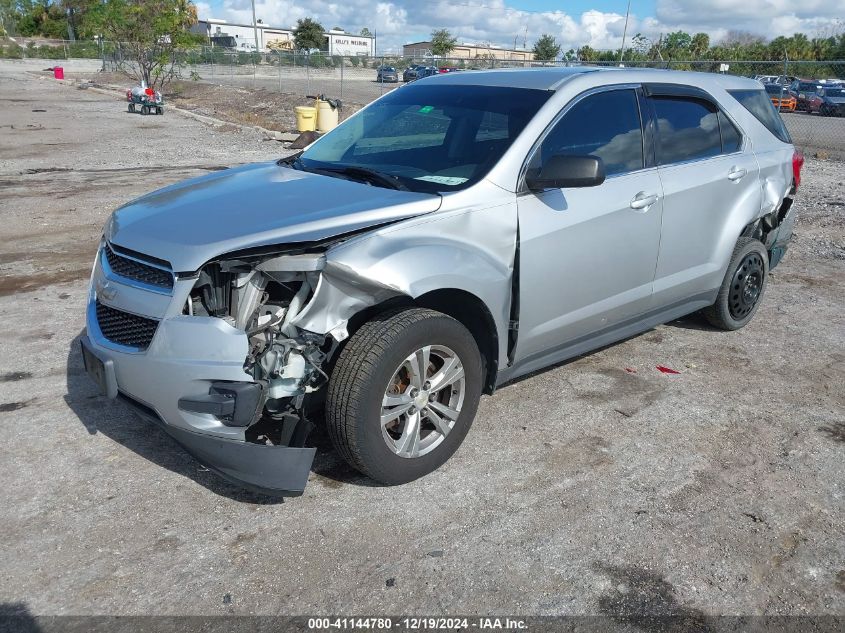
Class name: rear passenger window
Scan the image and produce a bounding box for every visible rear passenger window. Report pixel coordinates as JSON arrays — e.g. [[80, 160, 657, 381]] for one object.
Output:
[[539, 89, 644, 176], [718, 111, 742, 153], [652, 97, 721, 164]]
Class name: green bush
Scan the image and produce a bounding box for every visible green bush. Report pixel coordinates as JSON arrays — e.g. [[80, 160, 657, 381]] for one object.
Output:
[[67, 41, 99, 58], [308, 53, 329, 68], [1, 44, 23, 59], [349, 55, 360, 67]]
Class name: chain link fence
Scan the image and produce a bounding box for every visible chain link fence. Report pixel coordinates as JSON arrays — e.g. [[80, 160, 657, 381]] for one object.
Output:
[[4, 38, 843, 154], [161, 52, 844, 154]]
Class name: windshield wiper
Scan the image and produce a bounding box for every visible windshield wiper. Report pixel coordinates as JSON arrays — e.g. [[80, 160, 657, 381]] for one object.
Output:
[[281, 157, 409, 191], [316, 165, 409, 191]]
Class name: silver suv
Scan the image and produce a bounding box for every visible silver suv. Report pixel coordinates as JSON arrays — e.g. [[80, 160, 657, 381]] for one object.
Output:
[[81, 68, 802, 495]]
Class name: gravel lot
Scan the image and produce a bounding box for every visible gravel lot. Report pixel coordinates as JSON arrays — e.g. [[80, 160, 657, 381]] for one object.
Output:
[[0, 62, 843, 621]]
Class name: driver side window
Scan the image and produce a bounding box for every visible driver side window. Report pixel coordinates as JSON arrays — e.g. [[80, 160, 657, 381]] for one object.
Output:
[[537, 89, 645, 177]]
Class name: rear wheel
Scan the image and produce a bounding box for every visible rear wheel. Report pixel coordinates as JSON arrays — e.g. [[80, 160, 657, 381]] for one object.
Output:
[[326, 308, 482, 484], [141, 105, 149, 115], [128, 103, 135, 113], [703, 238, 768, 331]]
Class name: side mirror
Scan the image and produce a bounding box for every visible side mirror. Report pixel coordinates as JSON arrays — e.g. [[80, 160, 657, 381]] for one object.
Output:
[[525, 154, 606, 190]]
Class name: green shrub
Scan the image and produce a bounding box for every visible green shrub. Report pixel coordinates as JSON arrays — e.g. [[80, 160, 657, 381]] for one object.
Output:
[[67, 41, 99, 58], [3, 44, 22, 59]]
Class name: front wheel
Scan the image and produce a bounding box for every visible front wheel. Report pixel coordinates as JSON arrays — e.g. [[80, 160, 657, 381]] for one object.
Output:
[[703, 238, 769, 331], [326, 308, 483, 484]]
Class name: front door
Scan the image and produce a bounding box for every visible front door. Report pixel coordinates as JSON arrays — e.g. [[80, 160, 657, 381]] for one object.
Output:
[[514, 87, 663, 366]]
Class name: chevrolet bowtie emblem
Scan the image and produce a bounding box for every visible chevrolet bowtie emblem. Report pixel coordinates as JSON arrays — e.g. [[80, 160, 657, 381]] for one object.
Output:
[[97, 279, 118, 301]]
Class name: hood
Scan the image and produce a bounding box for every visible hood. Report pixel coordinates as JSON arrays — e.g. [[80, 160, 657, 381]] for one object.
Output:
[[109, 162, 441, 272]]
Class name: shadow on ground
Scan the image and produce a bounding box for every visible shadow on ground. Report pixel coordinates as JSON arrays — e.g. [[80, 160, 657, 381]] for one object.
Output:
[[0, 603, 41, 633], [65, 331, 290, 503]]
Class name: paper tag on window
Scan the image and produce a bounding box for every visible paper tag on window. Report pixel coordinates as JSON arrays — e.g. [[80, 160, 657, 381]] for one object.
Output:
[[414, 175, 468, 185]]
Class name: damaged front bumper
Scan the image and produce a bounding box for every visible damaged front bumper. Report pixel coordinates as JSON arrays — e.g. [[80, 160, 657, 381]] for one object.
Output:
[[80, 315, 316, 496], [118, 385, 315, 497]]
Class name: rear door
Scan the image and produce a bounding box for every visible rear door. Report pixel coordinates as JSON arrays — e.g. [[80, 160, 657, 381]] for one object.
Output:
[[644, 85, 761, 308]]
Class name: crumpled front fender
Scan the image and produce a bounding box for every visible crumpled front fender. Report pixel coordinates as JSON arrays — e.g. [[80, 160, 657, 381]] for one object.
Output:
[[290, 186, 518, 368]]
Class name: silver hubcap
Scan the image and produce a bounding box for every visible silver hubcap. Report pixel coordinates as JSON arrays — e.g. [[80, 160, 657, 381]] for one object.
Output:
[[380, 345, 466, 458]]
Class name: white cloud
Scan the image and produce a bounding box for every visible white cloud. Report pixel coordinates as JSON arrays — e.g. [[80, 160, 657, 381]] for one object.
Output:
[[201, 0, 845, 54], [653, 0, 843, 39]]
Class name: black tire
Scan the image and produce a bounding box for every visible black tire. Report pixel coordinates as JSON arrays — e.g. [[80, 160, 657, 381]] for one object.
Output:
[[157, 107, 163, 115], [128, 103, 135, 113], [141, 105, 149, 115], [326, 308, 483, 485], [703, 238, 769, 331]]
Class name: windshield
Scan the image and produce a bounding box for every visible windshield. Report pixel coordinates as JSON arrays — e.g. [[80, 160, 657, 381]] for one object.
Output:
[[823, 88, 845, 97], [298, 83, 551, 193], [765, 84, 787, 94], [797, 82, 821, 91]]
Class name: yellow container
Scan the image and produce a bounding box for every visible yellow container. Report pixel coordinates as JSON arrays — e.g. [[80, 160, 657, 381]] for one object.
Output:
[[294, 106, 317, 132], [316, 99, 339, 132]]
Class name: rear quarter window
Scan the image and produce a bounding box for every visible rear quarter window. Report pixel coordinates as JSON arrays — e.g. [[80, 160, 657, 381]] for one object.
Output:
[[728, 89, 791, 144]]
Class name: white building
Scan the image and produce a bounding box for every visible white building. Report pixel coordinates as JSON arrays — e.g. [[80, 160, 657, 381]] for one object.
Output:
[[192, 19, 374, 55]]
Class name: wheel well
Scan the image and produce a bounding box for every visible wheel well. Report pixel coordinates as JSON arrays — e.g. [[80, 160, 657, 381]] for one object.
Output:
[[341, 290, 500, 395]]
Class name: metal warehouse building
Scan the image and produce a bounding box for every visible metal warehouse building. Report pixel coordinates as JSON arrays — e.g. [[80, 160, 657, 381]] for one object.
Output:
[[192, 19, 375, 55], [403, 41, 535, 61]]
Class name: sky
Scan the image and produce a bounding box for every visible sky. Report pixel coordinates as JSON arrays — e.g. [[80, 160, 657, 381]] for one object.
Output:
[[197, 0, 844, 54]]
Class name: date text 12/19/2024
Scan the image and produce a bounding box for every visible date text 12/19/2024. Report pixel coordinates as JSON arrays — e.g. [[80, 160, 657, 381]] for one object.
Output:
[[307, 617, 529, 630]]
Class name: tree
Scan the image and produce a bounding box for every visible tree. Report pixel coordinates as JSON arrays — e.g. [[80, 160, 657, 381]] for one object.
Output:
[[690, 32, 709, 57], [576, 45, 597, 62], [532, 34, 560, 61], [430, 28, 456, 56], [293, 17, 326, 51], [88, 0, 197, 90], [663, 30, 692, 58], [360, 27, 372, 37]]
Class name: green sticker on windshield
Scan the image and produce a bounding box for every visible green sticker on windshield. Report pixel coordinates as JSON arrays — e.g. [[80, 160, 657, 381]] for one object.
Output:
[[418, 105, 434, 114]]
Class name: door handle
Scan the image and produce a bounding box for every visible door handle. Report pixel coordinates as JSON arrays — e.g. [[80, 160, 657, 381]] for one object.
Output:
[[728, 167, 747, 181], [630, 192, 659, 210]]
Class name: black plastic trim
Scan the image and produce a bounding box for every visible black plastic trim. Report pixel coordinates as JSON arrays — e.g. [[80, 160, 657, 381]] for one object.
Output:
[[119, 391, 315, 496], [642, 82, 717, 103]]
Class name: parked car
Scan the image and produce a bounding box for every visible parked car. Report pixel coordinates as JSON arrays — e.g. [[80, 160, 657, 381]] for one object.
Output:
[[82, 68, 801, 496], [415, 66, 439, 80], [755, 75, 796, 86], [438, 66, 460, 73], [807, 86, 845, 116], [765, 83, 796, 111], [403, 65, 425, 82], [377, 66, 399, 83], [788, 80, 823, 111]]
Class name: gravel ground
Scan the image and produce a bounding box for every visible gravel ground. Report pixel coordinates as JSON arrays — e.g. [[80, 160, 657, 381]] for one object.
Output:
[[0, 62, 843, 622]]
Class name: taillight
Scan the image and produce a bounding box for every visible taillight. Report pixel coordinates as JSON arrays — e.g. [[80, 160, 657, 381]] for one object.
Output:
[[792, 150, 805, 191]]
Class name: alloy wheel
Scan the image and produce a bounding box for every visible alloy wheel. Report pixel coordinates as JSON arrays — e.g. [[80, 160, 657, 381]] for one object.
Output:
[[380, 345, 466, 459]]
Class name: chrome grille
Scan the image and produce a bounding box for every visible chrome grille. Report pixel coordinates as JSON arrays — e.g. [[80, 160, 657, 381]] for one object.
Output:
[[105, 244, 173, 290], [95, 301, 159, 350]]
